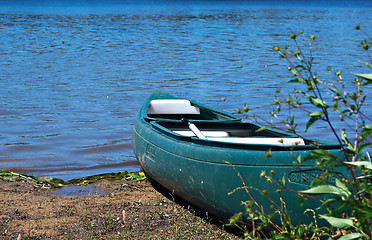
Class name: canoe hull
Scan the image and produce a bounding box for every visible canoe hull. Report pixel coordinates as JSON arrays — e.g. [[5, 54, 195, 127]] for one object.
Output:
[[132, 117, 349, 224]]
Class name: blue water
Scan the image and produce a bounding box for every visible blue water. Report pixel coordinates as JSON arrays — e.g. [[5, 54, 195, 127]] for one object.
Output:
[[1, 1, 371, 180]]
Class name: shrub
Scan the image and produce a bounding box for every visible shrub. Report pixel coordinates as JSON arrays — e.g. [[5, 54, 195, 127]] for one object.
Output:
[[232, 26, 371, 239]]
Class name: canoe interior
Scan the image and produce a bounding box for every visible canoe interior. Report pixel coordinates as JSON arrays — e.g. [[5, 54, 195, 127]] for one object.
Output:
[[154, 121, 296, 138], [149, 121, 345, 150]]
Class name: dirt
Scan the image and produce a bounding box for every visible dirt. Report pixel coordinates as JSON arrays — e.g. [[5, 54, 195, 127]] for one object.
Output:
[[0, 178, 242, 239]]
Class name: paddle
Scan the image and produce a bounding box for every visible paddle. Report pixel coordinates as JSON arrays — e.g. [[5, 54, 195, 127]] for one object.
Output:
[[181, 118, 206, 139]]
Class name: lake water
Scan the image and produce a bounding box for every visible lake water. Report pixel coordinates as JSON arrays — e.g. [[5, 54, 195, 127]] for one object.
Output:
[[1, 1, 371, 180]]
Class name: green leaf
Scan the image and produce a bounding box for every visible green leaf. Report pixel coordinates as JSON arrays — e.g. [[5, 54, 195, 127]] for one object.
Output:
[[345, 161, 372, 170], [256, 126, 270, 132], [300, 185, 338, 195], [353, 73, 372, 86], [308, 111, 324, 117], [318, 198, 338, 209], [359, 60, 372, 69], [305, 111, 324, 131], [291, 68, 299, 75], [288, 94, 296, 105], [296, 54, 303, 62], [296, 154, 302, 165], [303, 92, 327, 108], [289, 112, 295, 125], [360, 125, 372, 141], [303, 149, 338, 162], [328, 87, 342, 96], [338, 233, 363, 240], [341, 130, 355, 153], [353, 73, 372, 80], [305, 116, 321, 132], [289, 78, 306, 84], [360, 129, 372, 141], [300, 185, 350, 197], [319, 215, 355, 229], [335, 178, 351, 197], [305, 112, 325, 132]]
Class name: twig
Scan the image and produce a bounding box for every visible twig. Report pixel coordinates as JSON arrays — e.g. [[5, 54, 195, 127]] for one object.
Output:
[[122, 210, 126, 226]]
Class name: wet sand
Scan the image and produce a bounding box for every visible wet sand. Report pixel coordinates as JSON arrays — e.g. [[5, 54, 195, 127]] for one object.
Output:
[[0, 179, 241, 239]]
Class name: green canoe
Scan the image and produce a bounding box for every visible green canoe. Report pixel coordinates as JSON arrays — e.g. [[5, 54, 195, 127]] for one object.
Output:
[[131, 90, 361, 225]]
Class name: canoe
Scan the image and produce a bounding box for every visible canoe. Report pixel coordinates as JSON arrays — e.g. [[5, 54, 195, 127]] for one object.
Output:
[[131, 90, 356, 225]]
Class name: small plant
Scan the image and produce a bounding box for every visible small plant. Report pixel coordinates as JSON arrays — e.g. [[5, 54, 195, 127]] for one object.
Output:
[[234, 27, 372, 239], [155, 197, 167, 206], [0, 170, 147, 189], [155, 210, 168, 219]]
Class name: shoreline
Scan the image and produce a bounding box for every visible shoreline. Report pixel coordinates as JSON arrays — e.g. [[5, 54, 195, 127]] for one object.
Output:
[[0, 172, 241, 239]]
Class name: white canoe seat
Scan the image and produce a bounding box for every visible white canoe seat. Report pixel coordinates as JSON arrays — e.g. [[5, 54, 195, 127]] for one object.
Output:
[[147, 99, 200, 115], [174, 130, 230, 137], [206, 137, 305, 146]]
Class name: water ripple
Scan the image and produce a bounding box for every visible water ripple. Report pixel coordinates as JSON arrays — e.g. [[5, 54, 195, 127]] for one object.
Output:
[[1, 2, 371, 180]]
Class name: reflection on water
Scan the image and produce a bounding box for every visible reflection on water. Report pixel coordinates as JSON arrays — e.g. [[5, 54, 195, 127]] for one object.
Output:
[[53, 185, 109, 196], [1, 1, 371, 180]]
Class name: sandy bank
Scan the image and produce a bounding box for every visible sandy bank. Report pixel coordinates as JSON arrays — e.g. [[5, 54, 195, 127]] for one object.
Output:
[[0, 178, 241, 239]]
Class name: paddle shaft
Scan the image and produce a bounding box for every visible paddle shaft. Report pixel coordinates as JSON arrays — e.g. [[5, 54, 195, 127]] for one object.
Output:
[[181, 118, 206, 139]]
